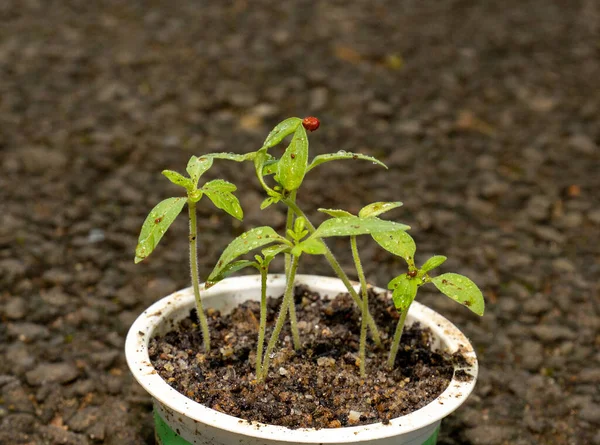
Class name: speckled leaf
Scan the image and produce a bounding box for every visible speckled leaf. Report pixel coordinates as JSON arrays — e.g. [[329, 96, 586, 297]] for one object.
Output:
[[312, 216, 410, 239], [205, 260, 256, 288], [186, 156, 214, 187], [307, 152, 387, 172], [208, 227, 284, 281], [421, 255, 447, 274], [201, 179, 243, 221], [432, 273, 485, 316], [261, 244, 290, 260], [358, 201, 403, 218], [318, 208, 354, 218], [135, 197, 186, 263], [262, 117, 302, 149], [261, 159, 279, 176], [388, 274, 418, 311], [162, 170, 192, 190], [277, 125, 308, 192], [372, 230, 416, 263]]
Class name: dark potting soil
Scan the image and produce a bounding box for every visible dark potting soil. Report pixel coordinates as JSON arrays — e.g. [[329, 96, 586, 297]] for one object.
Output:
[[149, 286, 457, 429]]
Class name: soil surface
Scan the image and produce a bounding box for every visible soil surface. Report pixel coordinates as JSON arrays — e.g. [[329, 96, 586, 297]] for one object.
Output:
[[149, 287, 455, 429], [1, 0, 599, 444]]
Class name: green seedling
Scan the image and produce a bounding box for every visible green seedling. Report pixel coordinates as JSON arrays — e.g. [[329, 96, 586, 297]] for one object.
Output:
[[135, 116, 485, 383]]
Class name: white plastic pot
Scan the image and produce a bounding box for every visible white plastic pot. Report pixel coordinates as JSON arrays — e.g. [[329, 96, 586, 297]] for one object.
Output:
[[126, 274, 478, 445]]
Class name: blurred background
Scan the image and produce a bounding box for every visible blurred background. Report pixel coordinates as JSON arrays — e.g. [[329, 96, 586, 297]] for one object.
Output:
[[0, 1, 598, 444]]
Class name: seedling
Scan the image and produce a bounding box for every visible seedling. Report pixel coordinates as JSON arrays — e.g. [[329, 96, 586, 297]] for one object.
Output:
[[135, 116, 485, 382]]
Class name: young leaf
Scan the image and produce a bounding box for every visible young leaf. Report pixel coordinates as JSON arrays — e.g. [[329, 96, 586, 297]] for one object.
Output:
[[421, 255, 447, 274], [201, 179, 243, 221], [186, 156, 214, 187], [208, 227, 285, 281], [372, 231, 416, 263], [205, 260, 256, 288], [261, 243, 290, 260], [261, 159, 279, 176], [312, 216, 410, 239], [431, 273, 485, 316], [358, 201, 403, 218], [134, 197, 186, 263], [307, 152, 387, 172], [294, 238, 327, 255], [162, 170, 192, 191], [388, 274, 418, 311], [262, 117, 302, 149], [318, 208, 354, 218], [276, 125, 309, 192]]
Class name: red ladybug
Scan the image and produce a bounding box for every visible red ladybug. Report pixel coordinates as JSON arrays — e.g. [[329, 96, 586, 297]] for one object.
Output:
[[302, 116, 320, 132]]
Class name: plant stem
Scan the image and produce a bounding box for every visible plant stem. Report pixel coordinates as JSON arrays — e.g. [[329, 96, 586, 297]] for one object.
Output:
[[350, 236, 369, 377], [188, 200, 211, 352], [255, 266, 268, 377], [260, 254, 299, 381], [282, 198, 382, 347], [387, 309, 408, 369], [284, 190, 301, 351]]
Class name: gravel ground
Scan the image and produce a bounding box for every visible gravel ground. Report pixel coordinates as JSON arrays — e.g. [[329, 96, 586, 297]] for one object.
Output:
[[1, 1, 599, 444]]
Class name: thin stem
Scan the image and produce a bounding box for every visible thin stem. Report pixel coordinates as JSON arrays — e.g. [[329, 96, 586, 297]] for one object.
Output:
[[351, 236, 369, 377], [284, 190, 301, 351], [188, 200, 211, 352], [255, 266, 268, 377], [282, 198, 382, 347], [387, 309, 408, 369], [260, 254, 299, 381]]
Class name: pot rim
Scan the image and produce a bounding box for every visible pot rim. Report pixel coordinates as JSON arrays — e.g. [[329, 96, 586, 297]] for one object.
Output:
[[125, 274, 478, 443]]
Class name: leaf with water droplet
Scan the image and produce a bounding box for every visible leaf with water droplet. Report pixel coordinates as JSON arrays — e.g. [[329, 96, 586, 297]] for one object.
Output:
[[209, 152, 256, 162], [311, 216, 409, 239], [431, 273, 485, 316], [205, 260, 256, 288], [262, 117, 302, 149], [261, 244, 290, 261], [318, 208, 354, 218], [372, 230, 416, 264], [294, 238, 327, 256], [135, 197, 186, 263], [186, 156, 214, 187], [162, 170, 192, 191], [208, 227, 286, 281], [201, 179, 243, 221], [261, 158, 279, 176], [421, 255, 447, 274], [276, 125, 309, 192], [307, 152, 387, 172], [388, 274, 418, 312], [358, 201, 403, 218]]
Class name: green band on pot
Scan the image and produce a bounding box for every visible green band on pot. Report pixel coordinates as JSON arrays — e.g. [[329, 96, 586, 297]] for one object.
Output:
[[154, 409, 440, 445]]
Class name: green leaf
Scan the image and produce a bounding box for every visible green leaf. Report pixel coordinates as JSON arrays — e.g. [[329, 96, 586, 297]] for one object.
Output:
[[201, 179, 243, 221], [318, 208, 354, 218], [186, 156, 214, 187], [253, 149, 280, 198], [205, 260, 256, 288], [262, 117, 302, 149], [372, 230, 416, 264], [307, 152, 387, 172], [431, 273, 485, 316], [276, 125, 309, 192], [388, 274, 418, 312], [311, 216, 410, 239], [162, 170, 192, 191], [261, 159, 279, 176], [209, 152, 256, 162], [421, 255, 447, 274], [358, 201, 403, 218], [135, 197, 186, 263], [294, 238, 327, 255], [261, 243, 290, 260], [208, 227, 285, 281]]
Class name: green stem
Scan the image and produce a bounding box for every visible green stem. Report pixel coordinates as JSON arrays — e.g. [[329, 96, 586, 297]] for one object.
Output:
[[387, 309, 408, 369], [188, 200, 211, 352], [260, 254, 299, 380], [351, 236, 369, 377], [255, 266, 268, 377], [282, 198, 382, 347], [284, 190, 301, 351]]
